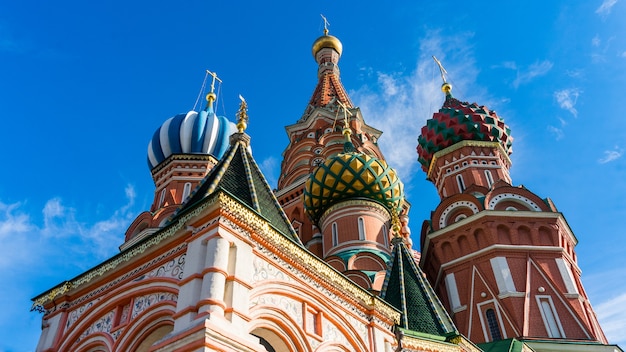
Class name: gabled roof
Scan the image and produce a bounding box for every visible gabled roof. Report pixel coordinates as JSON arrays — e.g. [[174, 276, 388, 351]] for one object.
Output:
[[381, 237, 458, 337], [174, 132, 299, 242]]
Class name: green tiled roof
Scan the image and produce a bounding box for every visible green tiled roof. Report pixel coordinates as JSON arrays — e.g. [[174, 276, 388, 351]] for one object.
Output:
[[477, 338, 529, 352], [174, 133, 299, 242], [381, 237, 457, 337]]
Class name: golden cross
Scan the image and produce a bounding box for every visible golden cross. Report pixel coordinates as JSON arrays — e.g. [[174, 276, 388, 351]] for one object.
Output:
[[320, 14, 330, 35], [432, 56, 448, 84], [337, 100, 353, 126], [206, 69, 222, 94]]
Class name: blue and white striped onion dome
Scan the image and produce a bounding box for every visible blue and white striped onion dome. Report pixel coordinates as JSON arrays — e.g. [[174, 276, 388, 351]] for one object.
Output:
[[147, 107, 237, 170]]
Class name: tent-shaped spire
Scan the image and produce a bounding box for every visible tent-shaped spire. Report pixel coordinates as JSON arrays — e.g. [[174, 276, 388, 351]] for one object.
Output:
[[173, 102, 299, 242], [381, 236, 458, 337]]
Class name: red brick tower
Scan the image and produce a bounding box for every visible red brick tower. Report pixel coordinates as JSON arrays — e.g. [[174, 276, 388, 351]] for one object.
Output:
[[276, 28, 407, 292], [416, 80, 609, 349]]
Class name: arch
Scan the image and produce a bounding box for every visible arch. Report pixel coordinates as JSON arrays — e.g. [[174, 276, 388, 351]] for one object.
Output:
[[487, 192, 542, 211], [62, 281, 179, 352], [349, 252, 387, 271], [538, 226, 555, 246], [441, 241, 454, 262], [325, 256, 347, 272], [248, 307, 310, 352], [438, 200, 480, 229], [517, 225, 532, 245], [70, 332, 113, 352], [133, 324, 174, 352], [315, 341, 353, 351], [115, 305, 176, 351], [497, 225, 512, 245], [457, 235, 470, 256], [344, 271, 372, 290], [474, 228, 487, 248], [357, 217, 366, 240], [486, 308, 503, 341]]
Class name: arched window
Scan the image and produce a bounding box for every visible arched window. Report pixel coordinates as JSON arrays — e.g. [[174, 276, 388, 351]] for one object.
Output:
[[486, 308, 502, 341], [332, 222, 338, 246], [357, 217, 366, 240], [182, 182, 192, 201], [485, 170, 494, 188], [456, 175, 466, 192]]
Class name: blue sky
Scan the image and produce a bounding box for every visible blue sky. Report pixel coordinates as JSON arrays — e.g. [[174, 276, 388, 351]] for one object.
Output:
[[1, 0, 625, 350]]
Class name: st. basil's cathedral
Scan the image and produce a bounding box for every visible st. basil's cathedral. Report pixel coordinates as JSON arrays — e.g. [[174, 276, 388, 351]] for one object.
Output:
[[31, 26, 622, 352]]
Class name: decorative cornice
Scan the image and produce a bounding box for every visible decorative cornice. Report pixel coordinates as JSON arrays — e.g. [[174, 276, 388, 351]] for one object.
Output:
[[427, 140, 511, 180], [31, 192, 221, 311], [33, 190, 400, 325], [220, 192, 400, 323]]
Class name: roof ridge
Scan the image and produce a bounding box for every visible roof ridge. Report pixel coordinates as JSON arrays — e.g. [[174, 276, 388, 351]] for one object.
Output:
[[171, 134, 299, 242], [381, 238, 458, 337]]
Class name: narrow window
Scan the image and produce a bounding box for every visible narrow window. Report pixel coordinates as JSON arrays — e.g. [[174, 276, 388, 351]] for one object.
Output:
[[332, 222, 338, 246], [486, 309, 502, 341], [158, 188, 166, 207], [456, 175, 466, 192], [382, 225, 389, 247], [357, 217, 366, 240], [485, 170, 494, 188], [182, 182, 192, 201]]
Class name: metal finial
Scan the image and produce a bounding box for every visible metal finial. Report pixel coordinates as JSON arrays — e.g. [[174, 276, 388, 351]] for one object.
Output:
[[432, 56, 452, 95], [336, 100, 353, 141], [236, 94, 248, 133], [205, 69, 222, 105], [391, 207, 402, 238], [321, 14, 330, 35]]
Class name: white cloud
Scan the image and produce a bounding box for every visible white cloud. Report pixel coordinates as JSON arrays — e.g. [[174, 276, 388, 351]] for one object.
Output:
[[512, 60, 553, 88], [621, 51, 626, 58], [596, 0, 618, 17], [351, 30, 481, 191], [595, 292, 626, 346], [547, 126, 564, 140], [592, 35, 601, 47], [554, 88, 581, 116], [598, 147, 623, 164]]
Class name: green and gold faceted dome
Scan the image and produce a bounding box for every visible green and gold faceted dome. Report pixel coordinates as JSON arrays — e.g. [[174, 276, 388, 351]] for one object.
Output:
[[303, 151, 404, 222]]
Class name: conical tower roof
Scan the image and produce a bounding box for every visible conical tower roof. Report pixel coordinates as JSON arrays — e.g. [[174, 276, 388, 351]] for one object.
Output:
[[381, 236, 458, 337]]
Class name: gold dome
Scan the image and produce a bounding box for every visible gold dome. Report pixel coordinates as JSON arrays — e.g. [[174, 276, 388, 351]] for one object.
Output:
[[312, 34, 343, 58]]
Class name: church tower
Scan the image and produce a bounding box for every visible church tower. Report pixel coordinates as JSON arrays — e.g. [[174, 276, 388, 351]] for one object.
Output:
[[276, 27, 407, 293], [417, 78, 610, 350], [124, 75, 236, 249]]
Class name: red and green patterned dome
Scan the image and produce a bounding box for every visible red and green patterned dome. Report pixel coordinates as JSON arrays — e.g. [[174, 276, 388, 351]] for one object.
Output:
[[303, 145, 404, 223], [417, 94, 513, 172]]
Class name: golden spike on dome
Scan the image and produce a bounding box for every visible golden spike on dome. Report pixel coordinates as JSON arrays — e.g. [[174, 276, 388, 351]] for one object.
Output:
[[205, 69, 222, 106], [236, 94, 248, 133], [391, 207, 401, 237], [432, 56, 452, 95]]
